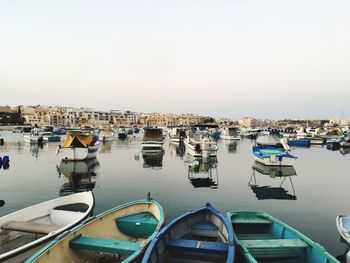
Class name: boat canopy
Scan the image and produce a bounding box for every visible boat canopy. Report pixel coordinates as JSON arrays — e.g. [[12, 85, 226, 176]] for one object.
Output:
[[62, 134, 94, 148], [143, 128, 163, 141]]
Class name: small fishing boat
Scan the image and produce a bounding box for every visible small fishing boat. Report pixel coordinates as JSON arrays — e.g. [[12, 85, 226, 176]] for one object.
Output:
[[227, 211, 339, 263], [287, 138, 310, 147], [142, 203, 234, 263], [42, 132, 61, 142], [252, 145, 297, 166], [23, 129, 44, 144], [326, 139, 341, 150], [98, 129, 115, 142], [142, 127, 165, 151], [57, 131, 100, 161], [168, 127, 186, 143], [0, 192, 94, 263], [26, 197, 165, 263], [336, 215, 350, 245], [118, 127, 128, 139], [184, 130, 218, 158], [220, 127, 240, 140]]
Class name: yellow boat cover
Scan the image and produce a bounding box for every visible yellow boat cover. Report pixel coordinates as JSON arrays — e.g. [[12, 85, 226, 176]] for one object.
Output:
[[62, 134, 94, 148]]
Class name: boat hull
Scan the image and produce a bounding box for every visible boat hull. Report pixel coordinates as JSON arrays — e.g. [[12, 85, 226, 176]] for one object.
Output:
[[0, 192, 94, 262], [142, 203, 235, 263], [184, 140, 217, 158], [59, 142, 100, 161], [220, 135, 240, 140], [254, 155, 296, 166]]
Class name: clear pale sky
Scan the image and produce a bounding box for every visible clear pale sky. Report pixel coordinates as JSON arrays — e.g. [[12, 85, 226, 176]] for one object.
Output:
[[1, 1, 349, 119]]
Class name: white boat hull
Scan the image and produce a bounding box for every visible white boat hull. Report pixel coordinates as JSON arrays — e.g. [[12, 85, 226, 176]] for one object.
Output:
[[254, 155, 296, 166], [142, 141, 165, 150], [59, 142, 100, 161], [184, 140, 217, 158], [220, 135, 240, 140], [0, 192, 94, 262]]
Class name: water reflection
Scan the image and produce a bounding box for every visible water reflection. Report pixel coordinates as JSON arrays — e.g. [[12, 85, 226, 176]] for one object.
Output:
[[249, 161, 297, 200], [186, 157, 219, 189], [224, 140, 238, 153], [57, 158, 100, 196], [142, 150, 164, 169], [169, 141, 186, 159], [340, 148, 350, 155], [30, 143, 44, 159], [100, 141, 113, 153]]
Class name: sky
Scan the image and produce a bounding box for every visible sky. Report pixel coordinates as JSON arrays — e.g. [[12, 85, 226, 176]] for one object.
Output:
[[0, 1, 349, 119]]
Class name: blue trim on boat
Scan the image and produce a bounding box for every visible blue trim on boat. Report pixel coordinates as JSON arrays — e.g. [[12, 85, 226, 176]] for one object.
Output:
[[253, 145, 297, 160], [142, 202, 235, 263]]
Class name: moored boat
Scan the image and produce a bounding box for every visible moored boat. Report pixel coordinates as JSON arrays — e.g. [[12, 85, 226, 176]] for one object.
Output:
[[118, 127, 128, 139], [168, 127, 186, 143], [220, 127, 240, 140], [142, 203, 234, 263], [227, 211, 339, 263], [252, 145, 297, 166], [26, 197, 165, 263], [184, 130, 218, 158], [336, 215, 350, 245], [57, 132, 100, 161], [98, 129, 115, 142], [142, 127, 165, 151], [23, 129, 44, 144], [0, 192, 94, 263]]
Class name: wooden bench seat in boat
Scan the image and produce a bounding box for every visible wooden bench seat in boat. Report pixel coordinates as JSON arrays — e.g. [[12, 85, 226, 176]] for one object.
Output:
[[167, 239, 228, 255], [70, 235, 141, 256], [191, 221, 219, 237], [240, 239, 308, 259], [240, 239, 308, 249], [1, 221, 61, 234]]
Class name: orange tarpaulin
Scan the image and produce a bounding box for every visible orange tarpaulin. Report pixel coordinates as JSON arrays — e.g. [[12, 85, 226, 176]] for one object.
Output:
[[62, 134, 94, 148]]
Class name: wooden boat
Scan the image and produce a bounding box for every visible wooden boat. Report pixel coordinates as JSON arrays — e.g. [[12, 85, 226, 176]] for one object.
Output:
[[227, 211, 339, 263], [252, 145, 297, 166], [26, 197, 165, 263], [336, 215, 350, 245], [142, 203, 235, 263], [57, 131, 100, 161], [220, 127, 240, 140], [0, 191, 94, 263]]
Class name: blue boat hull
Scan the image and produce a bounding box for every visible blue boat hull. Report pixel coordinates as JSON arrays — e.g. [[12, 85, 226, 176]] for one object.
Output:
[[142, 203, 235, 263]]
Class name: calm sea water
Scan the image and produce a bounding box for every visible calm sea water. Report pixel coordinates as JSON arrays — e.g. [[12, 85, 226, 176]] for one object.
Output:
[[0, 131, 349, 259]]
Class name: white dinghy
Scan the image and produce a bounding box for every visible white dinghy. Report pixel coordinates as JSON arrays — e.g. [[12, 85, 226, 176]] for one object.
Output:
[[0, 191, 94, 263]]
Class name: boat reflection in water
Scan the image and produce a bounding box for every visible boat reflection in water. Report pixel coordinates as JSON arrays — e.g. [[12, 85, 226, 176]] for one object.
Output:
[[99, 141, 113, 153], [142, 150, 164, 169], [224, 140, 238, 153], [57, 158, 100, 196], [30, 143, 44, 159], [169, 141, 186, 159], [186, 156, 219, 189], [249, 161, 297, 200]]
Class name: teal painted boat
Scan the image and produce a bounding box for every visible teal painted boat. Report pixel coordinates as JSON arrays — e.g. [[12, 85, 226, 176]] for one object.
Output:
[[227, 211, 340, 263], [26, 198, 165, 263]]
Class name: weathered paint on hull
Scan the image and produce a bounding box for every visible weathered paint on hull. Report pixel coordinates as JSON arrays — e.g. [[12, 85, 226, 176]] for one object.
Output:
[[60, 143, 100, 161]]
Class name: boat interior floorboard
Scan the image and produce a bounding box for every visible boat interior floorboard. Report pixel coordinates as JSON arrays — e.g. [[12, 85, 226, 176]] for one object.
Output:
[[0, 230, 41, 254]]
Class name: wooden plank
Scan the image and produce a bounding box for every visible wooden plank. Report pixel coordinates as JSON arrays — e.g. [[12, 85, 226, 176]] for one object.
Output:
[[236, 233, 276, 240], [167, 239, 228, 255], [70, 236, 140, 256], [240, 239, 308, 249]]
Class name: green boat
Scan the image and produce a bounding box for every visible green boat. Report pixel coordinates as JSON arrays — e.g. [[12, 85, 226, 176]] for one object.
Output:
[[227, 211, 339, 263], [26, 198, 165, 263]]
